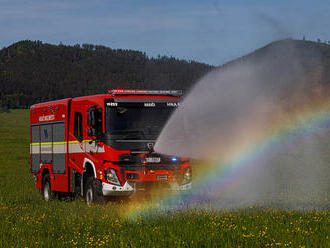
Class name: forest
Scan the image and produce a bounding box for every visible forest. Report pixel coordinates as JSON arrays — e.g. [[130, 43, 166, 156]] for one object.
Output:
[[0, 40, 213, 109]]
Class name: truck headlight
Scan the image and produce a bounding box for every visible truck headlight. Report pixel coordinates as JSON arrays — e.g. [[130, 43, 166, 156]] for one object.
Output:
[[181, 167, 192, 185], [104, 168, 121, 186]]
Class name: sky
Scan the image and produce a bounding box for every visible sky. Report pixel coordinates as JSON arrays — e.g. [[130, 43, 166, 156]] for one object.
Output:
[[1, 0, 330, 66]]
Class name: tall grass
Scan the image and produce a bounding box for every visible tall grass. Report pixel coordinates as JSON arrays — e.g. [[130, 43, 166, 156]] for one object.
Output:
[[0, 110, 329, 247]]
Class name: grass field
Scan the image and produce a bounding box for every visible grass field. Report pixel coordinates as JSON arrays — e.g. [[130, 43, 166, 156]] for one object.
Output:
[[0, 110, 329, 247]]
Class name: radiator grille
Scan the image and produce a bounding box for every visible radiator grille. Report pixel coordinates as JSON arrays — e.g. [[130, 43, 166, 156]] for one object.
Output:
[[146, 164, 180, 171]]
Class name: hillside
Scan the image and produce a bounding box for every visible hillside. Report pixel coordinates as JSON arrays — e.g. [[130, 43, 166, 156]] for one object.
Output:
[[2, 39, 330, 109], [0, 40, 212, 108], [221, 39, 330, 94]]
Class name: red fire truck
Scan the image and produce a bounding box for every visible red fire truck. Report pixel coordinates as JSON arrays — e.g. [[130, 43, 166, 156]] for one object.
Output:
[[30, 90, 191, 204]]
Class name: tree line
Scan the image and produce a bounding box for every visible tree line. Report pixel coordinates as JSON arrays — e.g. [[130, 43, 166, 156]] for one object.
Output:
[[0, 40, 213, 109]]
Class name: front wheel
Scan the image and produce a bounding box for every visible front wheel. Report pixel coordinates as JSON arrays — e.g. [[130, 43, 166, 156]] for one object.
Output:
[[85, 177, 105, 205]]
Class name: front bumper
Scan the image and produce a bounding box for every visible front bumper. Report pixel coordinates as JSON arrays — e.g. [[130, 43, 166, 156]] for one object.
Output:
[[102, 181, 192, 196], [102, 181, 134, 196]]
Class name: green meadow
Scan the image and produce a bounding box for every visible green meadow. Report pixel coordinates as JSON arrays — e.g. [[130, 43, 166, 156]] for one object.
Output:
[[0, 110, 329, 248]]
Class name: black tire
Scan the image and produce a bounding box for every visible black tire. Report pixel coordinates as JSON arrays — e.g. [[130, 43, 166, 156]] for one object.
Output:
[[41, 174, 54, 201], [84, 177, 105, 205]]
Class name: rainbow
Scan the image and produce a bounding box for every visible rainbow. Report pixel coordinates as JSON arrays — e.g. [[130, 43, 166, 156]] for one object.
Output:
[[123, 96, 330, 219]]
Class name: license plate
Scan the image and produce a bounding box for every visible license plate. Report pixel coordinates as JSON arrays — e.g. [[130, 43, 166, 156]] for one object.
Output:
[[145, 157, 161, 163], [157, 175, 168, 181]]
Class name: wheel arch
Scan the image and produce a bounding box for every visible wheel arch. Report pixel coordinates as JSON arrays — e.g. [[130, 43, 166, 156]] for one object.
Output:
[[83, 158, 96, 178]]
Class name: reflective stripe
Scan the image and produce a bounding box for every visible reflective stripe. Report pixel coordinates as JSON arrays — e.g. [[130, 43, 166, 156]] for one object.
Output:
[[30, 140, 92, 146], [41, 144, 52, 154], [29, 140, 103, 154], [53, 143, 66, 153], [69, 142, 105, 153], [30, 144, 40, 154], [31, 141, 66, 146], [30, 143, 67, 154], [85, 142, 105, 153], [69, 143, 83, 153]]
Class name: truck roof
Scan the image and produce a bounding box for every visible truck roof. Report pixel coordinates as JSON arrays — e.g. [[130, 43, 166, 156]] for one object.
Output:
[[30, 90, 182, 109]]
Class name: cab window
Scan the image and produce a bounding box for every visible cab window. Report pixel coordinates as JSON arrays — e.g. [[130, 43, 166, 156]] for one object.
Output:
[[74, 112, 83, 141]]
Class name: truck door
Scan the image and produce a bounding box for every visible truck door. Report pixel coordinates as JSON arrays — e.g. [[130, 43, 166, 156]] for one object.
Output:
[[69, 108, 85, 173]]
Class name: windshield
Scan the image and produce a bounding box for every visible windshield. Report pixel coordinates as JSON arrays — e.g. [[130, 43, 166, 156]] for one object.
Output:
[[105, 100, 180, 141]]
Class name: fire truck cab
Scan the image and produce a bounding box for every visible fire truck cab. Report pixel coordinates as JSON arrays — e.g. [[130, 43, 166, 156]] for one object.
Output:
[[30, 90, 191, 204]]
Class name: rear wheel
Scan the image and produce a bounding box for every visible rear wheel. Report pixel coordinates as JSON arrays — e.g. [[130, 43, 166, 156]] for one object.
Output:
[[42, 174, 54, 201]]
